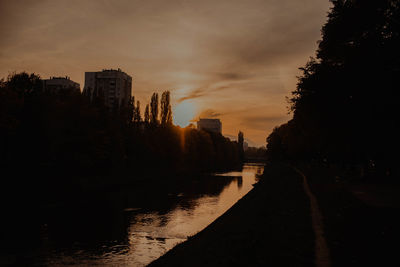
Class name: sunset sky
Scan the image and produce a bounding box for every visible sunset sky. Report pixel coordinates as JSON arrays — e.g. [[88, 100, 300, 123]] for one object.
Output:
[[0, 0, 331, 147]]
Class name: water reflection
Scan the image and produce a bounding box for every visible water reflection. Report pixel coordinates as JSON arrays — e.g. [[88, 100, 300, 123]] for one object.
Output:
[[5, 163, 264, 266], [237, 176, 243, 189]]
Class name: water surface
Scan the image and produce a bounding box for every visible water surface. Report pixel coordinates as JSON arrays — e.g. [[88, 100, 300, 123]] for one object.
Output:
[[20, 164, 264, 266]]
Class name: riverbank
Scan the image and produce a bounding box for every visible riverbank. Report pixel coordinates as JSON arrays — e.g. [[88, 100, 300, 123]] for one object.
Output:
[[149, 163, 315, 266], [150, 163, 400, 266]]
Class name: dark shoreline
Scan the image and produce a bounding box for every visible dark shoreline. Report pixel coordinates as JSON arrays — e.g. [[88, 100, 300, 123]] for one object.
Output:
[[149, 163, 315, 266], [149, 163, 400, 266]]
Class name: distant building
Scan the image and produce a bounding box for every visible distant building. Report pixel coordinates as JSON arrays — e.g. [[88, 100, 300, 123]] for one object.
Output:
[[43, 76, 80, 92], [83, 68, 132, 109], [197, 118, 222, 134]]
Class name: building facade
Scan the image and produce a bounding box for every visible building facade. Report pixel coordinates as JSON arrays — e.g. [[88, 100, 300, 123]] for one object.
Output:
[[43, 76, 80, 92], [197, 118, 222, 134], [83, 69, 132, 109]]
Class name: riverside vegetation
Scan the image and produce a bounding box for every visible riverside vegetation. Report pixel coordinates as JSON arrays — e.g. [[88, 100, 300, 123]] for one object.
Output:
[[266, 0, 399, 180], [0, 73, 244, 211]]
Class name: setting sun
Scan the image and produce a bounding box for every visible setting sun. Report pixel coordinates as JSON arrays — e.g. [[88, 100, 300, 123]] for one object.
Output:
[[173, 101, 196, 127]]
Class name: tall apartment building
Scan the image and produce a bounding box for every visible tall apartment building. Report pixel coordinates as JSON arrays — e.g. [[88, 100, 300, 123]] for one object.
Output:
[[83, 69, 132, 109], [197, 118, 222, 134], [43, 76, 80, 92]]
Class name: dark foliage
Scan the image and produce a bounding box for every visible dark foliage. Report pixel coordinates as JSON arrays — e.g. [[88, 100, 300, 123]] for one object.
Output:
[[0, 72, 242, 200], [238, 131, 245, 162], [266, 0, 400, 178], [244, 146, 266, 160]]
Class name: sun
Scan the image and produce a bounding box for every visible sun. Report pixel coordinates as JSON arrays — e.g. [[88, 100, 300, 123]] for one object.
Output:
[[173, 101, 196, 127]]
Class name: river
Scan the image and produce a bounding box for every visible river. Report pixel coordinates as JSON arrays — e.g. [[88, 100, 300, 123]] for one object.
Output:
[[6, 163, 264, 266]]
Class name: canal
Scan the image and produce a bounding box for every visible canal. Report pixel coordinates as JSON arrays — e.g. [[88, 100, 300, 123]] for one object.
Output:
[[9, 163, 264, 266]]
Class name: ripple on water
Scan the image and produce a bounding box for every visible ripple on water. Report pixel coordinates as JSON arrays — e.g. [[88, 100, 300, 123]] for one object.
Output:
[[34, 164, 264, 267]]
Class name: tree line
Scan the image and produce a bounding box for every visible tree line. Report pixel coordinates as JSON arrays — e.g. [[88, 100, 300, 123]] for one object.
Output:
[[0, 72, 243, 191], [266, 0, 399, 179]]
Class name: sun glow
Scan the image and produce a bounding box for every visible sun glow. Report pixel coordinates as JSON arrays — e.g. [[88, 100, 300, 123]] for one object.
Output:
[[173, 101, 196, 127]]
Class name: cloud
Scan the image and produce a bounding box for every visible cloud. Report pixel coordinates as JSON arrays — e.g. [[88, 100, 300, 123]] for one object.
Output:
[[177, 86, 207, 103], [190, 108, 222, 122], [215, 72, 249, 81], [177, 84, 230, 103]]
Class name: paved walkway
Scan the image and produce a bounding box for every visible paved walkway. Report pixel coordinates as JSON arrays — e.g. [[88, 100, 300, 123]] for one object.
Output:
[[293, 167, 331, 267]]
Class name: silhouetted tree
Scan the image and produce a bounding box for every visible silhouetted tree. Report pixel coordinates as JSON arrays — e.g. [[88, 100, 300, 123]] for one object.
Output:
[[266, 0, 400, 177], [144, 104, 150, 124], [5, 72, 42, 97], [160, 91, 172, 125], [238, 131, 244, 147], [150, 93, 159, 125], [245, 146, 266, 159], [2, 72, 243, 204], [238, 131, 244, 162], [134, 100, 141, 123], [126, 96, 134, 124]]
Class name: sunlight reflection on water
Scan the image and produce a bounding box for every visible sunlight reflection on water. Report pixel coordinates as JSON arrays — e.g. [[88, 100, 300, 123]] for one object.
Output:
[[42, 163, 264, 266]]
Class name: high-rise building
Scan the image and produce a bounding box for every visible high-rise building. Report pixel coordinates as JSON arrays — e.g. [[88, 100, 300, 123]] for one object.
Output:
[[197, 118, 222, 134], [83, 68, 132, 109], [43, 76, 80, 92]]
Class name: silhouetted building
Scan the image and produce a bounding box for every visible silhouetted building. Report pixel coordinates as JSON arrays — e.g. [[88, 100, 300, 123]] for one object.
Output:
[[83, 68, 132, 109], [197, 118, 222, 134], [43, 76, 80, 92]]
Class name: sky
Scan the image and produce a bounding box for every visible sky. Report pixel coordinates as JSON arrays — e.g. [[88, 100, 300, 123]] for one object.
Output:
[[0, 0, 331, 147]]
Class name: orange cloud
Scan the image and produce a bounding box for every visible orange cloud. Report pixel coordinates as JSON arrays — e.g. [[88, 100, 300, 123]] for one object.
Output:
[[0, 0, 331, 147]]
